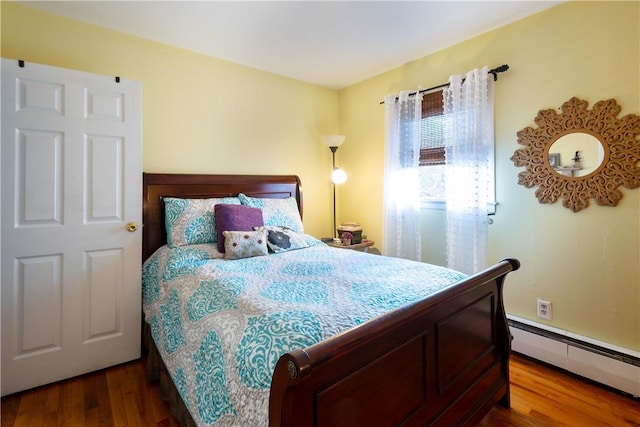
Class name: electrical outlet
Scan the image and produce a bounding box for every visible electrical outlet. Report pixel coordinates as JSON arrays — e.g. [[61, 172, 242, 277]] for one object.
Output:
[[537, 299, 552, 320]]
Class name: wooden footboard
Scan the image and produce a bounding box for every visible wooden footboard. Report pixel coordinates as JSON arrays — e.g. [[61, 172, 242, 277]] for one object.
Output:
[[269, 258, 520, 427]]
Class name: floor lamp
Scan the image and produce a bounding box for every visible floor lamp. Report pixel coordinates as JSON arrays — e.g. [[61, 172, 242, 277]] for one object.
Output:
[[322, 135, 347, 238]]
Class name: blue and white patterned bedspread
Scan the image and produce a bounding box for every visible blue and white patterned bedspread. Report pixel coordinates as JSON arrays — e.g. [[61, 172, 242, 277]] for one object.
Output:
[[142, 237, 466, 426]]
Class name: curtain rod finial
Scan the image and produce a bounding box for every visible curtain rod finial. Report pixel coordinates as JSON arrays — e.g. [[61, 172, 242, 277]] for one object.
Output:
[[489, 64, 509, 81]]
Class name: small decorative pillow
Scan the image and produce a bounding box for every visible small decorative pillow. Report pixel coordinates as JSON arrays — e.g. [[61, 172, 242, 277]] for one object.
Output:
[[222, 229, 268, 260], [255, 226, 309, 253], [238, 194, 303, 233], [214, 204, 264, 252], [164, 197, 240, 247]]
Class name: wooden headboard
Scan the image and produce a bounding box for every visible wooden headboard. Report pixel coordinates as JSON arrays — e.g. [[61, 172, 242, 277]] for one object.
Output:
[[142, 173, 303, 261]]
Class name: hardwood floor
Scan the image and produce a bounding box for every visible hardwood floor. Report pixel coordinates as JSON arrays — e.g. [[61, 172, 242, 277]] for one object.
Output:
[[1, 356, 180, 427], [2, 353, 639, 426], [480, 354, 640, 427]]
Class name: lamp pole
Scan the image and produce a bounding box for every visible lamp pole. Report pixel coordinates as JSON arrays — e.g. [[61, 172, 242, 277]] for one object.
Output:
[[330, 146, 338, 238], [321, 134, 346, 239]]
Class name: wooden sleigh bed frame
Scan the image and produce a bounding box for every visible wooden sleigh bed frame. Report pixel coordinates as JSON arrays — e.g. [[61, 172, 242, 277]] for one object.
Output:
[[142, 172, 520, 427]]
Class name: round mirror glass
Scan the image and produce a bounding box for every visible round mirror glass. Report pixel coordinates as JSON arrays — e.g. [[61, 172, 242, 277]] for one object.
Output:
[[547, 132, 605, 177]]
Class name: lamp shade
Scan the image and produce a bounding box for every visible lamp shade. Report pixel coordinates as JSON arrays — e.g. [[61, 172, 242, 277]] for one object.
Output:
[[322, 134, 346, 148], [331, 168, 348, 184]]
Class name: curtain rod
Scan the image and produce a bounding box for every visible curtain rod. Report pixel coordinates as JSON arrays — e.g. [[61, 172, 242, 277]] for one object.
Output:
[[379, 64, 509, 104]]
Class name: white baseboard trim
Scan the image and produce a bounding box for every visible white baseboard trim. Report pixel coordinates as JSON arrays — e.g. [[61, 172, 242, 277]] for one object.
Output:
[[507, 315, 640, 397]]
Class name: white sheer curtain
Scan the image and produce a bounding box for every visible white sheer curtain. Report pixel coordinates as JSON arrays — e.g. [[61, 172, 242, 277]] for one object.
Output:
[[382, 90, 423, 261], [444, 67, 494, 274]]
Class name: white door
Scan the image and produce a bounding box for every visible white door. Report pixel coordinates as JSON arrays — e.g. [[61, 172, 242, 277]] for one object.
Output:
[[1, 59, 142, 396]]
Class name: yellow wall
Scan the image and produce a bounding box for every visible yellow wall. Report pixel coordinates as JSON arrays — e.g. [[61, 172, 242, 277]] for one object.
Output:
[[339, 1, 639, 351], [3, 1, 639, 351], [1, 1, 339, 239]]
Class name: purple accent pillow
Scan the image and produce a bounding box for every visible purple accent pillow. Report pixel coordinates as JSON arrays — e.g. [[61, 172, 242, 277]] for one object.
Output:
[[215, 204, 264, 252]]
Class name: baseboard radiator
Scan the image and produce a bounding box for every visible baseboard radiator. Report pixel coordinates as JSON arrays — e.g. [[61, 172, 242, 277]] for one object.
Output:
[[508, 315, 640, 397]]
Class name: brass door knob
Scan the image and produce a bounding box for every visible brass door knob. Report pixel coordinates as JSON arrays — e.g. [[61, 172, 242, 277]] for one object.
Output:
[[126, 221, 138, 232]]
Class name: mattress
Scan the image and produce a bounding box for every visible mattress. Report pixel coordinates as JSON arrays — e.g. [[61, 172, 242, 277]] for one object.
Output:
[[142, 237, 466, 426]]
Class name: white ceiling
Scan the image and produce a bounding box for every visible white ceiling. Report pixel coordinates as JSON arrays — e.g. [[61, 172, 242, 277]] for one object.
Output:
[[19, 1, 562, 89]]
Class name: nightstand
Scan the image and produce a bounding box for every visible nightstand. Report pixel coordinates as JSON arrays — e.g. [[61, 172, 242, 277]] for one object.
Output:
[[327, 240, 375, 252]]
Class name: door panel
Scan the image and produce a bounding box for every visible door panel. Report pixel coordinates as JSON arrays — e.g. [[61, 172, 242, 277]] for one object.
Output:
[[1, 59, 142, 396], [85, 248, 122, 339], [15, 254, 62, 355], [16, 129, 64, 225], [85, 134, 124, 221]]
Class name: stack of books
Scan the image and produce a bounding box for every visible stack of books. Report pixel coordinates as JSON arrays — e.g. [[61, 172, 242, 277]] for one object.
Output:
[[337, 222, 362, 244]]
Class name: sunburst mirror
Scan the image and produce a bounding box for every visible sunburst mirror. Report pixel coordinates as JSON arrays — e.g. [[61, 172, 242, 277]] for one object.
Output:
[[510, 97, 640, 212]]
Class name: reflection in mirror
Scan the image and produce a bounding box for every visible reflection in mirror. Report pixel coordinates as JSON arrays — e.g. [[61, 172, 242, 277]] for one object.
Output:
[[549, 133, 605, 177]]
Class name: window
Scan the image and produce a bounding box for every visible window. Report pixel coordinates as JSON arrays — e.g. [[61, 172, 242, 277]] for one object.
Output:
[[419, 89, 446, 167], [419, 89, 447, 206], [418, 89, 496, 213]]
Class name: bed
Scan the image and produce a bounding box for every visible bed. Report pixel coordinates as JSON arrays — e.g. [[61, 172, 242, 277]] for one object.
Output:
[[141, 172, 520, 427]]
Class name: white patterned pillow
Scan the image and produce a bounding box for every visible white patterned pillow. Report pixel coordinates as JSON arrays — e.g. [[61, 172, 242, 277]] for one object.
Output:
[[238, 194, 303, 233], [164, 197, 240, 247], [222, 229, 268, 260], [255, 226, 309, 253]]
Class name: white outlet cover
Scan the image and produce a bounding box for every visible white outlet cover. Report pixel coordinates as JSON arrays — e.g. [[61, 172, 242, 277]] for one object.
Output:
[[537, 299, 552, 319]]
